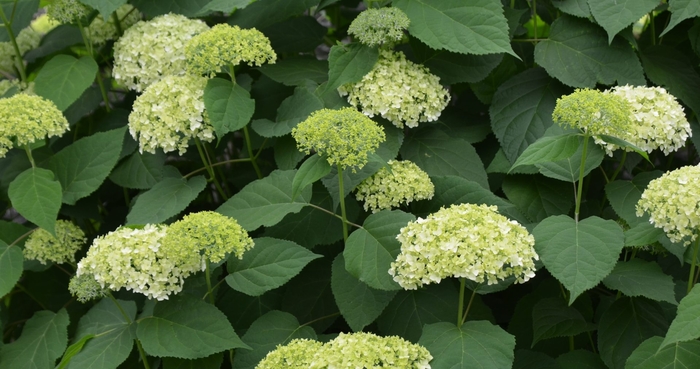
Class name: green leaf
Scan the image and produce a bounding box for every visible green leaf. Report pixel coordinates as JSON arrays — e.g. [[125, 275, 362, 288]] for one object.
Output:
[[661, 0, 700, 36], [251, 85, 324, 137], [640, 46, 700, 115], [280, 258, 338, 333], [292, 154, 331, 200], [228, 0, 318, 29], [226, 237, 322, 296], [626, 336, 700, 369], [602, 259, 677, 305], [502, 175, 573, 223], [537, 136, 605, 182], [203, 78, 255, 141], [48, 127, 126, 205], [510, 134, 581, 171], [597, 135, 651, 163], [217, 170, 313, 232], [0, 0, 38, 43], [331, 254, 397, 332], [551, 0, 591, 18], [557, 350, 607, 369], [409, 37, 503, 85], [489, 68, 567, 164], [660, 285, 700, 349], [8, 168, 62, 235], [344, 210, 416, 291], [56, 334, 94, 369], [605, 172, 661, 227], [0, 309, 69, 369], [109, 151, 166, 190], [262, 16, 326, 53], [598, 297, 669, 369], [534, 16, 645, 88], [532, 297, 596, 346], [274, 135, 306, 170], [196, 0, 251, 15], [325, 43, 379, 92], [419, 321, 516, 369], [137, 295, 249, 359], [64, 299, 136, 369], [533, 215, 625, 304], [232, 310, 316, 369], [624, 222, 664, 248], [126, 176, 207, 225], [258, 57, 328, 86], [78, 0, 126, 18], [588, 0, 659, 43], [162, 353, 224, 369], [129, 0, 211, 17], [394, 0, 517, 57], [0, 240, 22, 298], [24, 25, 83, 63], [33, 55, 98, 111]]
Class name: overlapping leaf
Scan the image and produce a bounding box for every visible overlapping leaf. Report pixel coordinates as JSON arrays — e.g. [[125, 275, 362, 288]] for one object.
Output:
[[34, 55, 98, 111], [127, 176, 207, 225], [8, 168, 62, 235], [0, 309, 69, 369]]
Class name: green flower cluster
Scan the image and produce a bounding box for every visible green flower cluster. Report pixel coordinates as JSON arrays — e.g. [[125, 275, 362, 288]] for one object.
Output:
[[348, 7, 410, 47], [86, 5, 142, 45], [355, 160, 434, 213], [256, 339, 323, 368], [68, 273, 107, 303], [607, 85, 690, 155], [0, 79, 29, 97], [113, 13, 209, 92], [47, 0, 91, 24], [338, 49, 450, 129], [390, 203, 538, 289], [292, 108, 386, 171], [0, 94, 69, 158], [0, 27, 41, 74], [637, 165, 700, 246], [185, 24, 276, 76], [128, 74, 213, 155], [24, 220, 86, 265]]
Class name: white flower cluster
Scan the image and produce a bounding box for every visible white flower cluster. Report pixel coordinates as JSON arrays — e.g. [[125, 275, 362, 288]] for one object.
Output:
[[86, 5, 142, 45], [355, 160, 434, 213], [0, 27, 41, 74], [338, 49, 450, 129], [390, 203, 538, 289], [128, 74, 213, 155], [113, 13, 209, 92], [24, 220, 86, 265], [637, 165, 700, 246]]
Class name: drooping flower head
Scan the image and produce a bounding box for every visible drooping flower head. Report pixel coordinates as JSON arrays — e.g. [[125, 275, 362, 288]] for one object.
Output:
[[338, 49, 450, 129], [128, 74, 213, 155], [309, 332, 432, 368], [390, 203, 538, 289], [0, 94, 69, 158], [348, 7, 410, 47], [68, 273, 107, 303], [24, 220, 86, 265], [256, 339, 324, 369], [185, 24, 276, 76], [86, 5, 142, 45], [0, 27, 41, 74], [355, 160, 434, 213], [552, 88, 633, 155], [606, 85, 690, 155], [113, 13, 209, 92], [47, 0, 92, 24], [291, 107, 386, 171], [636, 165, 700, 246]]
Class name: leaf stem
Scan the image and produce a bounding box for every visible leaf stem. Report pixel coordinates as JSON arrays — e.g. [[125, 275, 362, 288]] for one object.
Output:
[[306, 203, 362, 229], [77, 21, 112, 112], [107, 293, 151, 369], [204, 259, 215, 304], [574, 135, 590, 222], [337, 164, 349, 242], [610, 151, 627, 182], [243, 126, 263, 179], [194, 138, 228, 200], [0, 6, 27, 81], [687, 238, 700, 294], [24, 145, 35, 168], [9, 227, 37, 247], [184, 158, 252, 179], [458, 278, 465, 326], [461, 285, 477, 326]]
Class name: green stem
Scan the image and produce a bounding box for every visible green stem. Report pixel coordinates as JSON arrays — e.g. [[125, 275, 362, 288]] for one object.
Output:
[[107, 293, 150, 369], [24, 145, 35, 168], [243, 126, 263, 179], [194, 138, 228, 200], [461, 286, 477, 326], [532, 0, 538, 41], [111, 11, 123, 37], [457, 278, 465, 326], [687, 238, 700, 294], [610, 151, 627, 182], [337, 164, 349, 242], [0, 6, 27, 81], [649, 12, 656, 46], [574, 135, 590, 222], [205, 259, 215, 304], [184, 158, 251, 179], [569, 335, 575, 351], [77, 21, 113, 112], [306, 203, 363, 229]]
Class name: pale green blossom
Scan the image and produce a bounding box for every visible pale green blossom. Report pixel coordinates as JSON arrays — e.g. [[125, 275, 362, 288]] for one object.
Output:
[[256, 339, 323, 369], [292, 107, 385, 171], [128, 74, 213, 155], [113, 13, 209, 92], [348, 7, 410, 47], [68, 273, 107, 303], [355, 160, 434, 213], [24, 220, 86, 265], [185, 24, 276, 76], [0, 79, 22, 97], [86, 5, 142, 45], [338, 49, 450, 129], [390, 203, 538, 289], [607, 85, 690, 155], [0, 27, 41, 74], [47, 0, 91, 24], [636, 165, 700, 246], [0, 94, 69, 158]]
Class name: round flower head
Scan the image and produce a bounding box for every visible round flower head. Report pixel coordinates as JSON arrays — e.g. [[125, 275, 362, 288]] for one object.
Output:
[[355, 160, 434, 213], [606, 85, 691, 155], [256, 339, 323, 369], [86, 5, 142, 45], [0, 94, 69, 158], [68, 273, 107, 303], [47, 0, 92, 24], [113, 13, 209, 92], [291, 107, 386, 171], [185, 24, 276, 76], [348, 7, 410, 47], [389, 203, 538, 289], [24, 220, 86, 265], [161, 211, 254, 271], [128, 74, 213, 155], [309, 332, 432, 369], [76, 224, 197, 300], [636, 165, 700, 246], [338, 49, 450, 129], [0, 27, 41, 74]]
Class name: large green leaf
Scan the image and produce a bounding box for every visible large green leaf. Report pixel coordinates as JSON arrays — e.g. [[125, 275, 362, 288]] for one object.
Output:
[[56, 335, 94, 369], [534, 16, 645, 88], [258, 57, 328, 86], [196, 0, 251, 15], [251, 85, 324, 137], [24, 25, 83, 63], [8, 167, 62, 235], [640, 46, 700, 115], [624, 222, 664, 248], [129, 0, 210, 17], [203, 78, 255, 141], [501, 175, 573, 223], [0, 309, 69, 369], [331, 254, 396, 332], [78, 0, 126, 18], [280, 258, 338, 333], [137, 295, 248, 359], [228, 0, 319, 29], [603, 259, 677, 305], [33, 55, 98, 111], [419, 321, 516, 369], [292, 154, 331, 200], [605, 172, 661, 227], [531, 297, 596, 346], [551, 0, 591, 18], [410, 37, 503, 85], [661, 0, 700, 36], [109, 151, 166, 190], [48, 127, 125, 205], [226, 237, 322, 296], [588, 0, 659, 43], [0, 240, 22, 299], [394, 0, 516, 57], [65, 299, 136, 369], [0, 0, 38, 42], [557, 350, 607, 369], [217, 170, 312, 232], [325, 43, 379, 93], [660, 285, 700, 349], [533, 215, 625, 304], [126, 176, 207, 225], [510, 134, 581, 171], [537, 136, 605, 183], [344, 210, 416, 291], [626, 336, 700, 369], [489, 68, 567, 164]]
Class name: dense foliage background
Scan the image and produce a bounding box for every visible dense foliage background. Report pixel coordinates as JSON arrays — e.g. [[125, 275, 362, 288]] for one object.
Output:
[[2, 0, 700, 368]]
